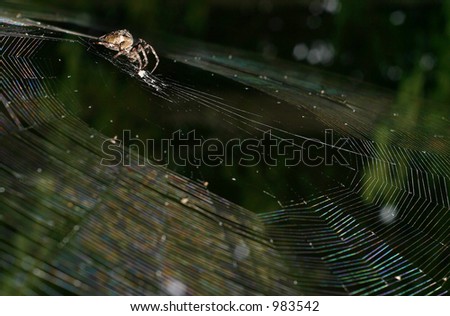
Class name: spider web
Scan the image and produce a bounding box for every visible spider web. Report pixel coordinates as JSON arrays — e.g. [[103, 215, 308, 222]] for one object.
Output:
[[0, 9, 449, 295]]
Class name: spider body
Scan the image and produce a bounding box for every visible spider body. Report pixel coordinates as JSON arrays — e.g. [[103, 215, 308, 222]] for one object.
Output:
[[97, 29, 159, 74]]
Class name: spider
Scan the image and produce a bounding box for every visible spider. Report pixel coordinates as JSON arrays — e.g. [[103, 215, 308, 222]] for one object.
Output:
[[96, 29, 159, 74]]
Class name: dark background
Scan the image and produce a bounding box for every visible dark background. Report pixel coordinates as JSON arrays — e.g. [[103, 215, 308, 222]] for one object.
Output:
[[13, 0, 450, 104]]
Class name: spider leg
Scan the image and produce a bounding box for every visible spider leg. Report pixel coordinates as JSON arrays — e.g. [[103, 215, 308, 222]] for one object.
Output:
[[113, 41, 133, 59], [113, 50, 127, 59], [147, 44, 159, 74], [136, 44, 148, 70], [139, 39, 159, 74], [136, 51, 143, 70]]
